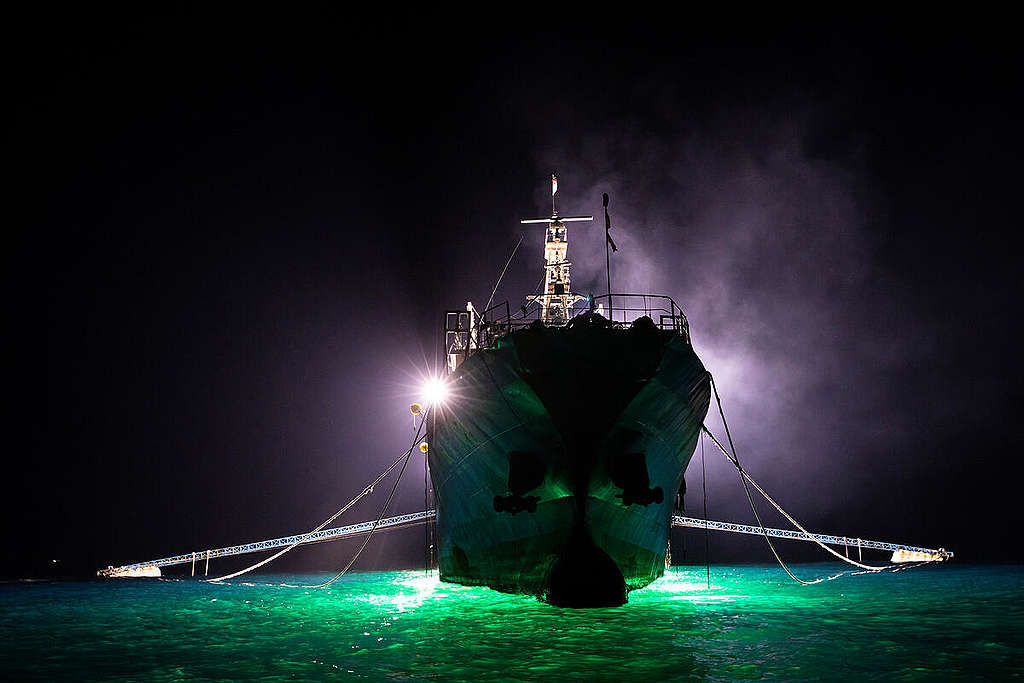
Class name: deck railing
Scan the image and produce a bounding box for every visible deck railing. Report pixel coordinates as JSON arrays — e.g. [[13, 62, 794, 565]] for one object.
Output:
[[445, 293, 690, 372]]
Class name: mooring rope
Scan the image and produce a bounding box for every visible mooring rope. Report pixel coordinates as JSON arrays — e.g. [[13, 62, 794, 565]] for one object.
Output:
[[704, 373, 917, 579], [207, 416, 427, 583], [706, 374, 821, 584], [702, 425, 899, 574], [305, 428, 420, 589]]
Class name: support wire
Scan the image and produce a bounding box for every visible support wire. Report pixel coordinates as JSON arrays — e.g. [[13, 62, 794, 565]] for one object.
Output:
[[208, 416, 426, 583], [701, 430, 710, 590], [307, 411, 429, 588], [704, 373, 917, 582]]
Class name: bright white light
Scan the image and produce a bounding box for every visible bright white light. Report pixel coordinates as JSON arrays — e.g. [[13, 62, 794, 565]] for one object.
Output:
[[421, 378, 449, 406]]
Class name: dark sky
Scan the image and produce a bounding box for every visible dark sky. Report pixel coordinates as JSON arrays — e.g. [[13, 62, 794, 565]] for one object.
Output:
[[7, 16, 1023, 577]]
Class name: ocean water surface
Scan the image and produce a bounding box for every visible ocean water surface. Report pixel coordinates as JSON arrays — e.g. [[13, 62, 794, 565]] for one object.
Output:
[[2, 564, 1021, 681]]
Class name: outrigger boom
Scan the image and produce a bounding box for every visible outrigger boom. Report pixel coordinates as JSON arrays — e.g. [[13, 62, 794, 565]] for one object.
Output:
[[98, 510, 951, 578]]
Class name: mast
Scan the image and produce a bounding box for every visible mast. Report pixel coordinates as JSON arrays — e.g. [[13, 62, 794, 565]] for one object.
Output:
[[521, 174, 593, 325]]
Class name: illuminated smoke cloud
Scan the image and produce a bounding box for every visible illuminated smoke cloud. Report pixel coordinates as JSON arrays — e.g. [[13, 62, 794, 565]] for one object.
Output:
[[511, 107, 938, 528]]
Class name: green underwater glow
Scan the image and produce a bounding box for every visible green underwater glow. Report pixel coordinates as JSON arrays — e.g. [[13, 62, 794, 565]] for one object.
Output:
[[2, 565, 1021, 680]]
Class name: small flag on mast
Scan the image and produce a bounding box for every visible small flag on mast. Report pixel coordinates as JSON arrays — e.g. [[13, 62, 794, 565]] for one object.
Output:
[[551, 174, 558, 196]]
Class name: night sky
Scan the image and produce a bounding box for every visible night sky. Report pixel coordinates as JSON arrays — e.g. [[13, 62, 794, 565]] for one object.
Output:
[[7, 16, 1023, 578]]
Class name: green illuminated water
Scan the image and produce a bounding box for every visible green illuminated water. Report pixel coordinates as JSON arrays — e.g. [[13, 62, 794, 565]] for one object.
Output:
[[2, 565, 1022, 680]]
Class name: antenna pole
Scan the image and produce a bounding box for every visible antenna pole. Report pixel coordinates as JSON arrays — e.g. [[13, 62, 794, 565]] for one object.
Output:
[[603, 193, 613, 321]]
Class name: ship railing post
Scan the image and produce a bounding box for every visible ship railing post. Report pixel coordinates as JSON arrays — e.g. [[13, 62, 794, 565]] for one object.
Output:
[[191, 552, 196, 577], [204, 550, 210, 577]]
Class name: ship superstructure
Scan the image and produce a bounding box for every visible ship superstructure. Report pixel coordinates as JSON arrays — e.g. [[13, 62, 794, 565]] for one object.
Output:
[[521, 174, 593, 324]]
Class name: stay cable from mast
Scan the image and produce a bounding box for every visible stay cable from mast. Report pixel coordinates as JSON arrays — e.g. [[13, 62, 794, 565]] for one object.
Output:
[[484, 234, 524, 313]]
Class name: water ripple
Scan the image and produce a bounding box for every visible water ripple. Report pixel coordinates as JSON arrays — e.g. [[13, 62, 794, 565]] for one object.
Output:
[[1, 565, 1021, 680]]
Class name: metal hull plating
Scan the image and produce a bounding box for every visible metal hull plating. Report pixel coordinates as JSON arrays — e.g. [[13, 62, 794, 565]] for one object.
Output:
[[429, 316, 710, 605]]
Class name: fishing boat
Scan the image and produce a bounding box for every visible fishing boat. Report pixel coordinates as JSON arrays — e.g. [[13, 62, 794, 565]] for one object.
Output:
[[428, 177, 711, 606], [93, 181, 953, 592]]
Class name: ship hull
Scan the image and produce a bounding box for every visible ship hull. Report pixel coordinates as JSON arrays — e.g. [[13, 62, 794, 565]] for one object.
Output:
[[429, 315, 710, 606]]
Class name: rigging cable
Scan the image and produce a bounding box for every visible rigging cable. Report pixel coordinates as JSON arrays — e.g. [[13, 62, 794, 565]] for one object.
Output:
[[307, 412, 428, 589], [484, 234, 525, 313], [510, 270, 550, 321], [701, 430, 710, 590], [702, 426, 901, 573], [705, 373, 912, 578], [207, 417, 426, 583], [424, 409, 431, 575], [705, 372, 817, 584]]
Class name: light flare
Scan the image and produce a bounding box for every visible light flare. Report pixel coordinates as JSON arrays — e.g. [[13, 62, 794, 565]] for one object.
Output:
[[420, 378, 450, 406]]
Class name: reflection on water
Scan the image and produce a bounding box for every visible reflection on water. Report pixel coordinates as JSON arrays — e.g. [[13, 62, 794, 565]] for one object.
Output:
[[2, 565, 1022, 680]]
